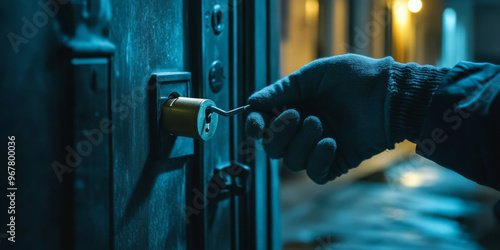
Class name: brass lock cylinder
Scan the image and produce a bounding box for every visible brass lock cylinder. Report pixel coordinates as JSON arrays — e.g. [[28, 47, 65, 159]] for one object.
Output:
[[161, 97, 218, 141]]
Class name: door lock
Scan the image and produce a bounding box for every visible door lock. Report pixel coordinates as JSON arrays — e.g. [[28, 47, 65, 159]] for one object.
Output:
[[149, 72, 250, 158], [161, 95, 218, 141], [161, 95, 250, 141]]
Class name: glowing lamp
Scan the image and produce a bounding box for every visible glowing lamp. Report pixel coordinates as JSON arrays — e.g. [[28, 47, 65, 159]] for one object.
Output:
[[408, 0, 422, 13]]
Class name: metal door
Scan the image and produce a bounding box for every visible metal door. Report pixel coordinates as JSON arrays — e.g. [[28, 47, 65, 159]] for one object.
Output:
[[1, 0, 280, 249]]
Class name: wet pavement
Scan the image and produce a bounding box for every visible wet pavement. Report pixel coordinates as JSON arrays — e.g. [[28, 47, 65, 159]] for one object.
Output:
[[281, 156, 500, 249]]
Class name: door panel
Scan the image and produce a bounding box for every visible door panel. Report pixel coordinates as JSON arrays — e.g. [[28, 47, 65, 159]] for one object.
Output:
[[109, 0, 188, 248]]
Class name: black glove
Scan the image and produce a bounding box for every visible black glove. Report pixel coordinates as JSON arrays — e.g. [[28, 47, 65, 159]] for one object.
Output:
[[246, 54, 448, 184]]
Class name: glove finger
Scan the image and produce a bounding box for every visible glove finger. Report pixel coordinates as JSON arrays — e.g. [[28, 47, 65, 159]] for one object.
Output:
[[329, 152, 353, 181], [284, 116, 323, 172], [245, 111, 270, 139], [306, 138, 337, 184], [263, 109, 300, 158]]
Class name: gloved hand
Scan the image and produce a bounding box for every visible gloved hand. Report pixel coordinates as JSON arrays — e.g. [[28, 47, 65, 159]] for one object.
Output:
[[246, 54, 449, 184]]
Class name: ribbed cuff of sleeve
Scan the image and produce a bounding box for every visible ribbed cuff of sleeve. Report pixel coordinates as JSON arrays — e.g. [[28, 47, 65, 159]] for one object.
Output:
[[387, 61, 449, 144]]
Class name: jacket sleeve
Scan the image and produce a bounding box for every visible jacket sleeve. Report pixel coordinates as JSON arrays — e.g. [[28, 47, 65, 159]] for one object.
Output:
[[414, 61, 500, 191]]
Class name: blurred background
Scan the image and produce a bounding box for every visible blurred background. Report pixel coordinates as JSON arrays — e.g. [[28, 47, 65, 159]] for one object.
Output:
[[278, 0, 500, 249]]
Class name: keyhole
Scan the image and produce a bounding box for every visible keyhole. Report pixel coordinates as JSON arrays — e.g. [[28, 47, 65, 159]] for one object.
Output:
[[212, 5, 224, 34], [205, 111, 212, 133], [216, 10, 223, 26]]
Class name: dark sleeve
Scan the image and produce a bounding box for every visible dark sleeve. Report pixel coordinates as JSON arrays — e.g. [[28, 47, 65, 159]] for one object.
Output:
[[414, 62, 500, 191]]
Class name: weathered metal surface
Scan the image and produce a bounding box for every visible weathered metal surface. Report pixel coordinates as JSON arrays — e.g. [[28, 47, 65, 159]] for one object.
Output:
[[109, 0, 188, 248], [0, 0, 280, 248]]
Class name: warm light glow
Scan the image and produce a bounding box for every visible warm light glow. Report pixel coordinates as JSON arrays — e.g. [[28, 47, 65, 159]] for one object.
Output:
[[398, 167, 439, 188], [305, 0, 319, 20], [408, 0, 422, 13], [400, 172, 424, 187], [394, 1, 409, 28]]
